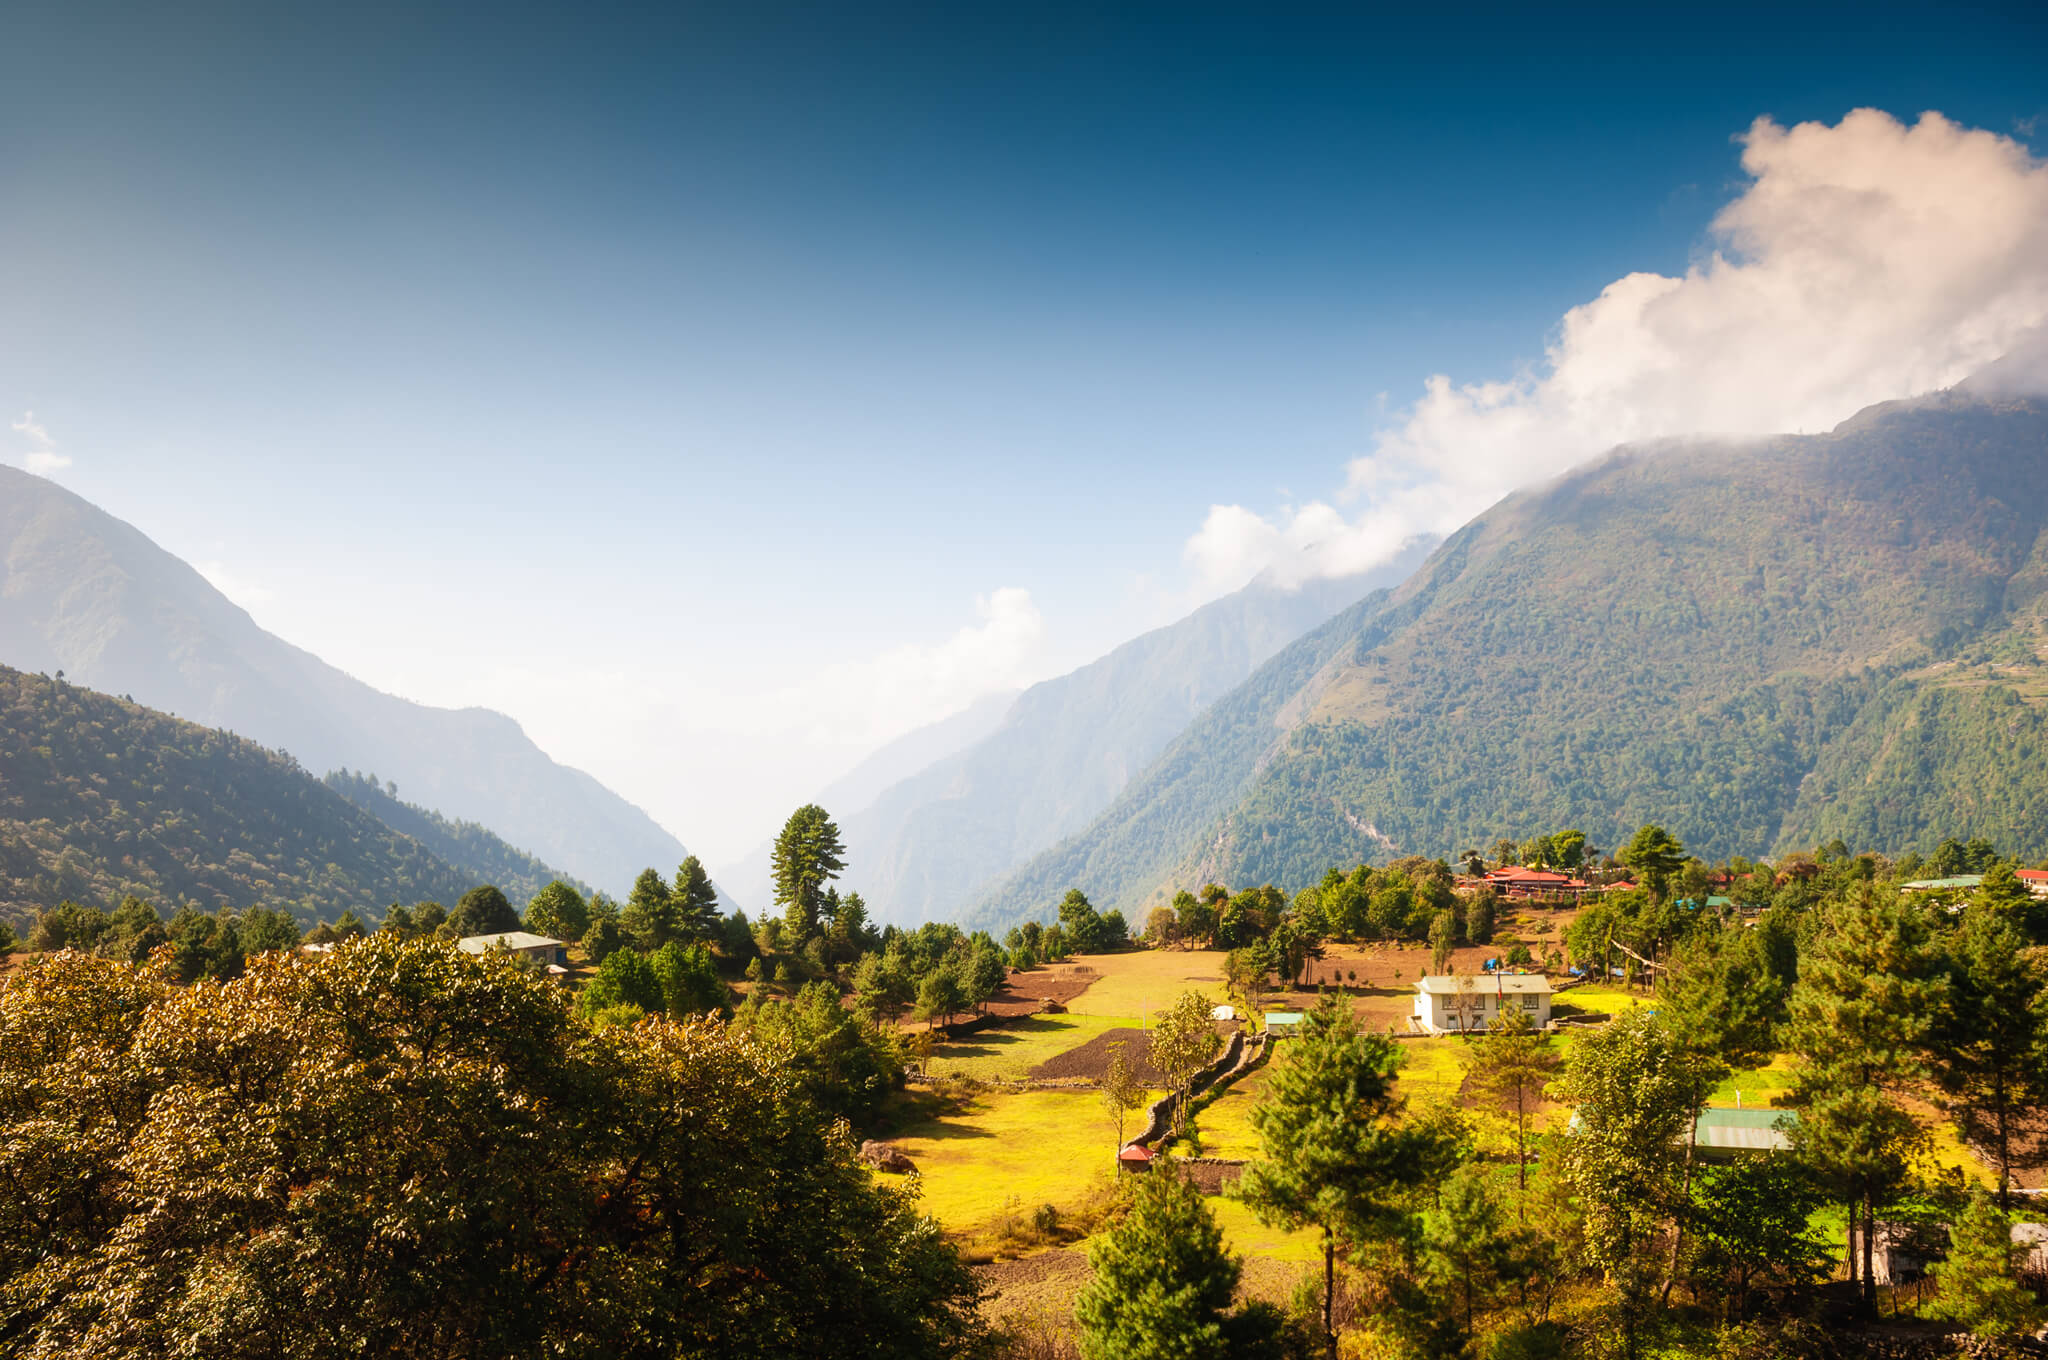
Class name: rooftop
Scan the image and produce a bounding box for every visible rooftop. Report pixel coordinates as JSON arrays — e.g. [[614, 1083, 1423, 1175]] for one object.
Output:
[[1903, 875, 1985, 891], [456, 931, 565, 954], [1692, 1107, 1798, 1151], [1417, 973, 1552, 995]]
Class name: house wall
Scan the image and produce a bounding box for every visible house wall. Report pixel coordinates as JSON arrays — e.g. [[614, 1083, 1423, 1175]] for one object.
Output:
[[1414, 988, 1551, 1034]]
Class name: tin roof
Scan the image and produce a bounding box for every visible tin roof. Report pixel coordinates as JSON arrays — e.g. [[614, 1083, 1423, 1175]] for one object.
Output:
[[1416, 974, 1552, 995], [1692, 1107, 1797, 1151], [456, 931, 565, 954]]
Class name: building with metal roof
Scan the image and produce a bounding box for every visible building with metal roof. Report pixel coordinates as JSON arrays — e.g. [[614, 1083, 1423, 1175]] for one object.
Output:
[[456, 931, 568, 966], [1412, 973, 1551, 1035]]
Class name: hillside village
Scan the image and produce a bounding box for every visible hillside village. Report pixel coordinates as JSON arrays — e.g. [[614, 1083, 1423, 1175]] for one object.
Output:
[[12, 804, 2048, 1357]]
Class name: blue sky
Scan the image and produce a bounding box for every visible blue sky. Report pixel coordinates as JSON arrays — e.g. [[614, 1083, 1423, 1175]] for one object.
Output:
[[4, 1, 2046, 864]]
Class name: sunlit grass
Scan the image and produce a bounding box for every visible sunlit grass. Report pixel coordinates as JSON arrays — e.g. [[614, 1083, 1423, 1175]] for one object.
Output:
[[873, 1087, 1150, 1232], [1706, 1054, 1796, 1108], [1550, 984, 1643, 1017], [1206, 1194, 1323, 1264], [1061, 949, 1229, 1021], [1394, 1036, 1466, 1103], [1176, 1055, 1279, 1160], [922, 1011, 1135, 1082]]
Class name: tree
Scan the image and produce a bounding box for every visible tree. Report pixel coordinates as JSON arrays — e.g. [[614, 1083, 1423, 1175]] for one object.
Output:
[[1619, 825, 1686, 900], [524, 879, 590, 941], [578, 946, 664, 1018], [1686, 1153, 1830, 1322], [772, 804, 846, 941], [449, 883, 519, 937], [1551, 830, 1588, 871], [624, 867, 676, 950], [1222, 944, 1271, 1022], [1463, 1005, 1562, 1207], [1428, 909, 1457, 975], [1786, 887, 1946, 1308], [1933, 902, 2048, 1209], [1145, 905, 1180, 948], [1100, 1041, 1146, 1154], [671, 856, 722, 941], [1926, 1187, 2047, 1337], [1073, 1168, 1279, 1360], [853, 952, 913, 1023], [1149, 990, 1222, 1140], [1420, 1164, 1533, 1349], [1551, 1008, 1700, 1360], [0, 940, 989, 1359], [1238, 994, 1437, 1360], [650, 941, 728, 1018], [915, 970, 965, 1030], [1058, 889, 1107, 955], [1463, 887, 1498, 946]]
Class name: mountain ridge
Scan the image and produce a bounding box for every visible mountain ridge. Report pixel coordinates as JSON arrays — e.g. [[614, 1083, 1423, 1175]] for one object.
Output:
[[728, 540, 1436, 924], [0, 467, 694, 894], [968, 390, 2048, 929], [0, 665, 481, 925]]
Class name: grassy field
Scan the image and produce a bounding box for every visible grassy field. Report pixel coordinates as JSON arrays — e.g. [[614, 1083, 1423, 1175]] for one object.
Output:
[[1549, 983, 1644, 1017], [923, 1012, 1136, 1082], [874, 1087, 1137, 1232], [1706, 1054, 1796, 1108], [1061, 949, 1228, 1020], [1178, 1056, 1276, 1160]]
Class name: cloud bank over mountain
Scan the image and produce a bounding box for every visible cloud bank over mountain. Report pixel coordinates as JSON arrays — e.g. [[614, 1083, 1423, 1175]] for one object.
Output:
[[1193, 108, 2048, 591]]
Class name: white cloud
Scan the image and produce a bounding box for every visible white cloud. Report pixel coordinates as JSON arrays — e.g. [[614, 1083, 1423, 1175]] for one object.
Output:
[[771, 587, 1047, 748], [1192, 108, 2048, 593], [435, 588, 1050, 864], [10, 410, 73, 475]]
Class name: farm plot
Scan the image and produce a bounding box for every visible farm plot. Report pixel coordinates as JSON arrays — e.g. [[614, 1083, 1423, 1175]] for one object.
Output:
[[923, 1012, 1134, 1082], [872, 1088, 1137, 1233]]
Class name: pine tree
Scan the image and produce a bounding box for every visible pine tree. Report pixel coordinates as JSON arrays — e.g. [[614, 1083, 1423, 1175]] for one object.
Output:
[[670, 856, 721, 942], [1239, 994, 1436, 1360], [1074, 1169, 1272, 1360], [1926, 1187, 2048, 1337], [1932, 902, 2048, 1209], [1784, 886, 1947, 1310], [623, 868, 675, 950], [1463, 1005, 1562, 1208], [772, 804, 846, 941]]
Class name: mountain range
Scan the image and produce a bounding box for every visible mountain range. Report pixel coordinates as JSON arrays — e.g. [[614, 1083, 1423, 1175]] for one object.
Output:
[[965, 389, 2048, 931], [0, 467, 691, 895], [0, 665, 487, 925], [720, 541, 1435, 924]]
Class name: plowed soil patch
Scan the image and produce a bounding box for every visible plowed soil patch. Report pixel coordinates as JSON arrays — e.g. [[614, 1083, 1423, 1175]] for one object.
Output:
[[1028, 1028, 1167, 1085], [982, 964, 1101, 1018]]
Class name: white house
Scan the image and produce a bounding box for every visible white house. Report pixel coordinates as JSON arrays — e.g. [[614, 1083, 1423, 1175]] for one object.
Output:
[[1412, 974, 1551, 1035], [456, 931, 568, 967]]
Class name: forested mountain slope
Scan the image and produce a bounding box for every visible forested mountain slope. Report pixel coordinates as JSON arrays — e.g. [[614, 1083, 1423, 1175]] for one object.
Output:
[[751, 542, 1433, 925], [323, 769, 587, 903], [0, 468, 690, 893], [0, 667, 475, 924], [971, 392, 2048, 928]]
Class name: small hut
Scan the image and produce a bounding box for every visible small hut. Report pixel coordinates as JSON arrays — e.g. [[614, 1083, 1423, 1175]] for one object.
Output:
[[1116, 1145, 1155, 1174]]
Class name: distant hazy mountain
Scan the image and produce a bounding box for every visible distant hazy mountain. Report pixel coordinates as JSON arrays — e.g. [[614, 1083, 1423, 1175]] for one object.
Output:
[[324, 769, 589, 905], [818, 691, 1021, 824], [968, 391, 2048, 931], [0, 468, 692, 894], [0, 666, 476, 925], [731, 542, 1435, 925], [719, 690, 1018, 912]]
